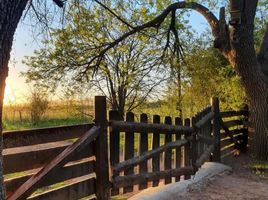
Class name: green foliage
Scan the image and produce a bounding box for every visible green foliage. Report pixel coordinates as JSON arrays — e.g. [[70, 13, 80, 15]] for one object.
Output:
[[28, 89, 49, 126], [23, 1, 177, 117], [136, 38, 246, 118]]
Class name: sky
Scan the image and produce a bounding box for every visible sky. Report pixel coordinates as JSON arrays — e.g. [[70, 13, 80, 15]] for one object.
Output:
[[5, 8, 209, 105]]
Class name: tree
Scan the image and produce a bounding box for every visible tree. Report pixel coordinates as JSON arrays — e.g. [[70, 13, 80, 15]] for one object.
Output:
[[28, 88, 49, 126], [23, 3, 168, 119], [73, 1, 267, 160], [0, 0, 64, 198]]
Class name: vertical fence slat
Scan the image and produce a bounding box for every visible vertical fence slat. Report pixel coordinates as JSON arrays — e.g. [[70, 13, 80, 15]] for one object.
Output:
[[200, 111, 205, 156], [175, 117, 182, 182], [164, 116, 172, 184], [191, 116, 198, 172], [123, 112, 135, 193], [207, 107, 212, 161], [139, 113, 148, 190], [94, 96, 110, 200], [109, 110, 120, 195], [152, 115, 160, 187], [211, 97, 221, 162], [184, 118, 191, 180]]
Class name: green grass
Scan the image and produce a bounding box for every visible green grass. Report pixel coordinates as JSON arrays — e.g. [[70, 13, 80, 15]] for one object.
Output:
[[3, 117, 92, 131], [251, 161, 268, 170], [111, 196, 128, 200]]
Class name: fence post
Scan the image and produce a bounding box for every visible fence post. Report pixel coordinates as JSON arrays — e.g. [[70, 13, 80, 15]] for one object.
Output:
[[94, 96, 110, 200], [191, 116, 198, 172], [211, 97, 221, 162]]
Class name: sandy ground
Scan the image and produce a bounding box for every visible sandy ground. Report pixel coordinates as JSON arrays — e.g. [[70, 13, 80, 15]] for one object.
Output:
[[182, 154, 268, 200], [125, 153, 268, 200]]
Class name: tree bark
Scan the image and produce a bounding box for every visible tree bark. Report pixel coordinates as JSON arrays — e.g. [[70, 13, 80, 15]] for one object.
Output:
[[222, 0, 268, 160], [0, 0, 29, 198]]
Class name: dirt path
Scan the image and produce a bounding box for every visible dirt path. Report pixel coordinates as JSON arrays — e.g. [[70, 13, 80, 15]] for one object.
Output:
[[184, 154, 268, 200]]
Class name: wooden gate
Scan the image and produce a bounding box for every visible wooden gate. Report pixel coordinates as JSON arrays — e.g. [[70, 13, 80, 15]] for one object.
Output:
[[5, 96, 109, 200], [3, 96, 248, 199], [108, 97, 221, 195]]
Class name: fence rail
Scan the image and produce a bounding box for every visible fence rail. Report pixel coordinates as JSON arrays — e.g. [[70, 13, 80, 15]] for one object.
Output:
[[2, 96, 249, 200]]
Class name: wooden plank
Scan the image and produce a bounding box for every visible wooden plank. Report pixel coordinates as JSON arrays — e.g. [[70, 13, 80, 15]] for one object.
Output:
[[164, 116, 172, 184], [220, 110, 249, 118], [197, 112, 203, 159], [123, 112, 135, 193], [211, 97, 221, 162], [221, 128, 247, 136], [3, 124, 93, 148], [139, 114, 148, 190], [152, 115, 160, 187], [224, 120, 244, 129], [3, 140, 94, 174], [221, 133, 244, 148], [109, 110, 120, 196], [94, 96, 110, 200], [113, 139, 188, 174], [7, 126, 99, 200], [184, 118, 191, 180], [28, 174, 96, 200], [5, 158, 95, 195], [175, 117, 182, 182], [191, 116, 197, 172], [110, 120, 194, 135], [112, 167, 194, 188]]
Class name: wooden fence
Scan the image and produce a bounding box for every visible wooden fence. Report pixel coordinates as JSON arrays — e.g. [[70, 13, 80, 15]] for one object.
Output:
[[3, 124, 95, 199], [2, 96, 249, 200]]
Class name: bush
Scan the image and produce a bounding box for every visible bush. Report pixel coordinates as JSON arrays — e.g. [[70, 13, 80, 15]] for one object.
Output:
[[28, 89, 49, 125]]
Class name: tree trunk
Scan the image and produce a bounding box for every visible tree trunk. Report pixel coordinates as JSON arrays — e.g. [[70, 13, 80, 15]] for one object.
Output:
[[247, 82, 268, 160], [0, 0, 28, 198], [215, 0, 268, 161]]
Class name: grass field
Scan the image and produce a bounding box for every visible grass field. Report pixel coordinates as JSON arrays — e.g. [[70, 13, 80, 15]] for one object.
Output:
[[3, 99, 94, 131]]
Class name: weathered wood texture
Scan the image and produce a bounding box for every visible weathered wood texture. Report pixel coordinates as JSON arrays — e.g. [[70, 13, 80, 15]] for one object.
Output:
[[3, 124, 96, 198], [94, 96, 110, 200], [3, 124, 93, 148], [139, 114, 148, 190], [3, 141, 93, 174], [212, 97, 221, 162], [123, 112, 135, 193], [113, 139, 188, 174], [219, 105, 249, 159], [109, 110, 120, 196], [7, 126, 99, 200], [184, 118, 191, 180], [152, 115, 160, 187], [175, 117, 182, 182], [164, 116, 172, 184], [113, 167, 194, 188], [28, 175, 96, 200], [5, 158, 95, 196], [110, 120, 194, 134]]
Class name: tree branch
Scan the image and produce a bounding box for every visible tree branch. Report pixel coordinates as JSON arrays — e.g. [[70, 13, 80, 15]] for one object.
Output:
[[92, 1, 219, 71], [53, 0, 64, 7], [93, 0, 134, 29]]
